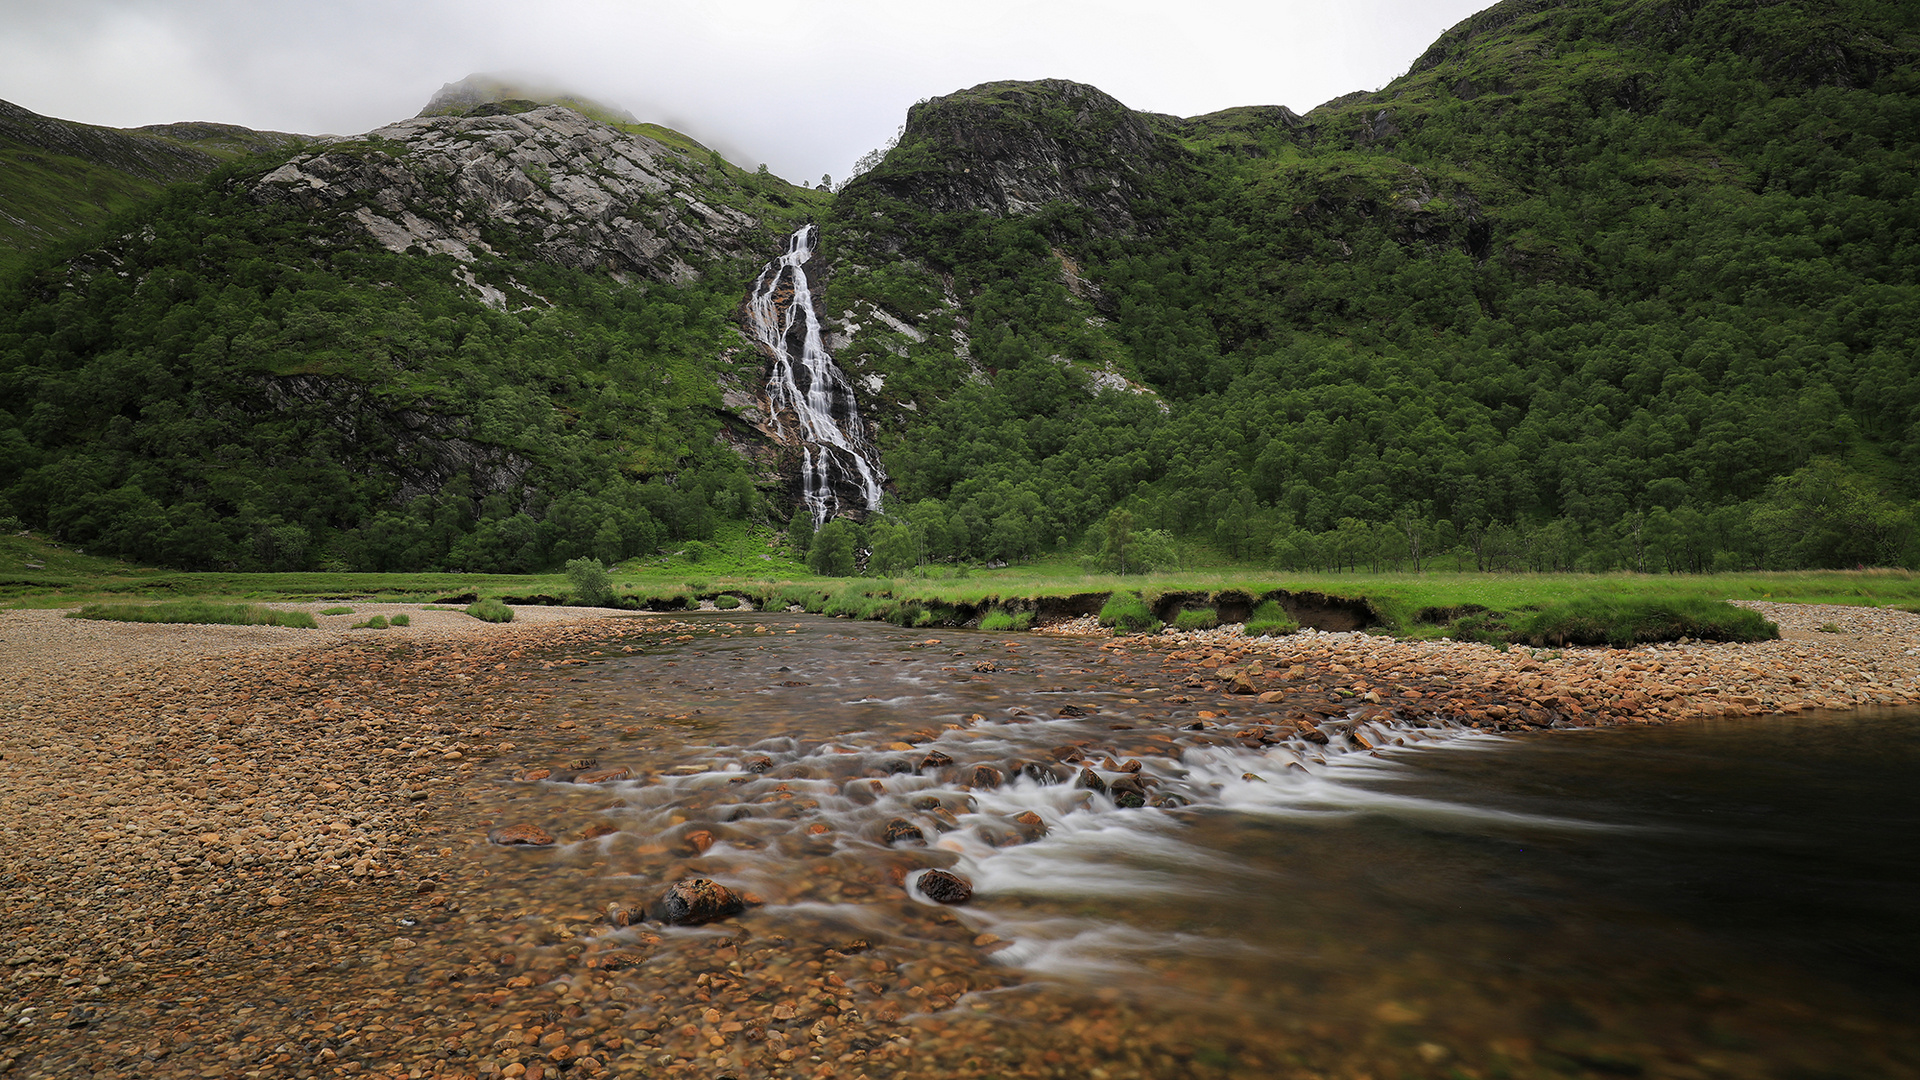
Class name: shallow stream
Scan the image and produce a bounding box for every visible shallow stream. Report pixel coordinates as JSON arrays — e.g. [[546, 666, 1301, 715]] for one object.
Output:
[[450, 613, 1920, 1078]]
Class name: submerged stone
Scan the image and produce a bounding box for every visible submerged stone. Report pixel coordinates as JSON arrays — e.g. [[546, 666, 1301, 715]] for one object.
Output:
[[652, 878, 746, 925]]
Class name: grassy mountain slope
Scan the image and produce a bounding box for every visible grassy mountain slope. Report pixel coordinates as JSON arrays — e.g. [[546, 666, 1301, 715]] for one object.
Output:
[[816, 0, 1920, 572], [0, 99, 304, 276], [0, 99, 827, 572], [2, 0, 1916, 575]]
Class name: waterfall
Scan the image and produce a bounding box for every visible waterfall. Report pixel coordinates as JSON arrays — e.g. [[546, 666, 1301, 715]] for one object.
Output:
[[747, 223, 887, 524]]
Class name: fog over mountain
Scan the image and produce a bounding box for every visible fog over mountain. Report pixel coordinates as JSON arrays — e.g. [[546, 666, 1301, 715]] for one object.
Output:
[[0, 0, 1489, 184]]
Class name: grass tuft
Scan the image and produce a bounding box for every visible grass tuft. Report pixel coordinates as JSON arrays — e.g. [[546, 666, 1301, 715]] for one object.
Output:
[[978, 609, 1034, 632], [1242, 600, 1299, 637], [465, 598, 514, 623], [1513, 597, 1778, 647], [1172, 607, 1219, 632], [67, 602, 317, 629], [1098, 591, 1160, 634]]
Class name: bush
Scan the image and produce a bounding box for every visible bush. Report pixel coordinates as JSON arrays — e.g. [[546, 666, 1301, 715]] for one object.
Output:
[[1242, 600, 1299, 637], [68, 602, 317, 629], [466, 598, 515, 623], [979, 609, 1034, 632], [1173, 607, 1218, 632], [565, 557, 614, 606], [390, 613, 410, 626], [1098, 590, 1159, 634], [1513, 598, 1777, 647]]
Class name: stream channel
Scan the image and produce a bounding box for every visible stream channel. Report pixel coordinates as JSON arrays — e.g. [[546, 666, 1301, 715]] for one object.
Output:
[[451, 612, 1920, 1079]]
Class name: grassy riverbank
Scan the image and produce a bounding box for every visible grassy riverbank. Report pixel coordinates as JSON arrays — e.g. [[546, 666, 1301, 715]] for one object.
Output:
[[5, 529, 1916, 641]]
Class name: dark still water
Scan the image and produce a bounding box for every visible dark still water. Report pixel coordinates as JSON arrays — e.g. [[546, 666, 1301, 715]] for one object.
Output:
[[469, 614, 1920, 1079]]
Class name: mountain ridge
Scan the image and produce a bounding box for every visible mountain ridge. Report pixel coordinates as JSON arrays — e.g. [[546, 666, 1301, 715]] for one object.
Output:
[[2, 0, 1915, 573]]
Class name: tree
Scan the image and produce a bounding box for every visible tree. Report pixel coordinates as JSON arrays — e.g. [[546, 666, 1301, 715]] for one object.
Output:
[[565, 557, 614, 606], [785, 505, 814, 560], [807, 517, 859, 576], [1750, 458, 1914, 568]]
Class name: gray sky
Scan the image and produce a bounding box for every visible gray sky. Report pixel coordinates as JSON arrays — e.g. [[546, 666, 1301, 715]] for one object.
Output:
[[1, 0, 1492, 185]]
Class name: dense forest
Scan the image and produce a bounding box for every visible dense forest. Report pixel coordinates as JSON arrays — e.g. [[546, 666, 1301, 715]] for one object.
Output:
[[1, 0, 1916, 573], [822, 0, 1920, 573]]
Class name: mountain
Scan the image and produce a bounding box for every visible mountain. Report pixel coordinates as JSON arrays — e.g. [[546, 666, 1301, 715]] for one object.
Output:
[[1, 0, 1916, 574], [0, 99, 304, 276]]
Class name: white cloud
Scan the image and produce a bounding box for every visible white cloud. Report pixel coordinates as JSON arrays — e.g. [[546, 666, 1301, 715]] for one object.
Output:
[[0, 0, 1491, 183]]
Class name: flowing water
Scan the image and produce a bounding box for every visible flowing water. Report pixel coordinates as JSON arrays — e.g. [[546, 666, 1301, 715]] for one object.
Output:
[[747, 224, 886, 523], [455, 614, 1920, 1078]]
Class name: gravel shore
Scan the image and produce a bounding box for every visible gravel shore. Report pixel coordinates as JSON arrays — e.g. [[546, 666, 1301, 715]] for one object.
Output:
[[1, 598, 1914, 1079]]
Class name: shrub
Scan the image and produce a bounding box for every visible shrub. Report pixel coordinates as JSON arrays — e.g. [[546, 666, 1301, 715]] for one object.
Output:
[[1173, 607, 1218, 632], [565, 557, 614, 606], [1098, 591, 1159, 634], [683, 540, 707, 564], [1242, 600, 1299, 637], [466, 598, 515, 623], [68, 602, 317, 629]]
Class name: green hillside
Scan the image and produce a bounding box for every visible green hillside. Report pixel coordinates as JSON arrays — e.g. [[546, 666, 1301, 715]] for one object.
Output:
[[1, 0, 1916, 575], [820, 0, 1920, 573], [0, 99, 303, 276]]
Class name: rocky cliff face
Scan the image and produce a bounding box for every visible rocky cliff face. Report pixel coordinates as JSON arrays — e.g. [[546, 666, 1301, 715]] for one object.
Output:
[[252, 105, 769, 284], [857, 79, 1185, 235]]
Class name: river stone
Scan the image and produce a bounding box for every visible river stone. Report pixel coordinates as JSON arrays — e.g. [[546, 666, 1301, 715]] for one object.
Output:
[[652, 878, 746, 925], [917, 750, 953, 772], [489, 824, 555, 846], [969, 764, 1005, 789], [745, 755, 775, 773], [883, 818, 926, 846], [1077, 767, 1107, 794], [574, 766, 631, 784], [918, 869, 974, 905]]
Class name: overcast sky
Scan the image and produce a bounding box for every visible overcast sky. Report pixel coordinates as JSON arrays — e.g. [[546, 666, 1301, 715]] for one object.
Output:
[[1, 0, 1492, 185]]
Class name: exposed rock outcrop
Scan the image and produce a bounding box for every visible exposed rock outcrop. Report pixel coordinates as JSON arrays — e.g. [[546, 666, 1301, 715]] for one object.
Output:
[[857, 79, 1184, 235], [252, 106, 764, 283]]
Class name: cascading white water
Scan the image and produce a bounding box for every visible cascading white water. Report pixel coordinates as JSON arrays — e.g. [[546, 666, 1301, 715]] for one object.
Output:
[[747, 224, 887, 524]]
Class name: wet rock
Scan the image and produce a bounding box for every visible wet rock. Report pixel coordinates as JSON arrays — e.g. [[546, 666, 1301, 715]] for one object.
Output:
[[579, 823, 620, 841], [917, 750, 953, 772], [883, 818, 926, 846], [1011, 810, 1049, 842], [516, 767, 553, 781], [968, 764, 1005, 789], [489, 824, 555, 846], [910, 795, 945, 811], [1077, 767, 1107, 794], [878, 758, 914, 775], [744, 755, 775, 773], [1049, 744, 1087, 762], [917, 869, 974, 905], [606, 901, 643, 927], [1021, 761, 1065, 784], [679, 829, 717, 855], [651, 878, 747, 925], [574, 766, 631, 784], [1056, 705, 1089, 718], [1153, 794, 1192, 809]]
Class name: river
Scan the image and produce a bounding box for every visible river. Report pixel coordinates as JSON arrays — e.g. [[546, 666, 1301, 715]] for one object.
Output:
[[449, 612, 1919, 1079]]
